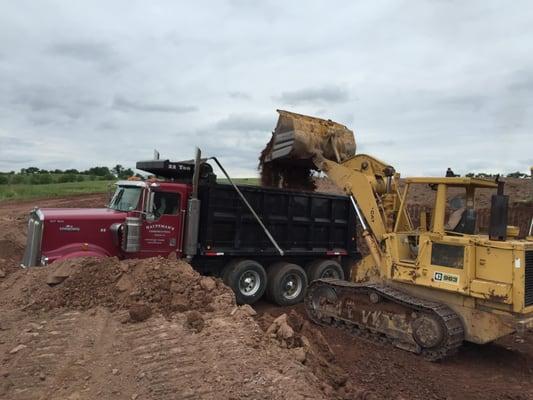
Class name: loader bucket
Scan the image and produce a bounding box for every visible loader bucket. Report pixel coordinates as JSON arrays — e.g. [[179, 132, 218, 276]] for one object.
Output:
[[263, 110, 356, 166]]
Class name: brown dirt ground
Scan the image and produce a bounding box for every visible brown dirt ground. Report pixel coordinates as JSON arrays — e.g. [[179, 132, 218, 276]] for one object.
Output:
[[1, 256, 358, 400], [1, 184, 533, 400], [255, 302, 533, 400]]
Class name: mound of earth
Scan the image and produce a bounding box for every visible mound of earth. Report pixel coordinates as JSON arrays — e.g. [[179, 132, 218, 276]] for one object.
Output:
[[0, 255, 366, 400], [11, 256, 234, 318]]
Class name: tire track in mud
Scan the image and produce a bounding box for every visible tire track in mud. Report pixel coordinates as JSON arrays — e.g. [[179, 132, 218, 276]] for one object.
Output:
[[123, 319, 205, 399], [121, 317, 238, 399], [119, 314, 322, 400], [2, 310, 90, 400]]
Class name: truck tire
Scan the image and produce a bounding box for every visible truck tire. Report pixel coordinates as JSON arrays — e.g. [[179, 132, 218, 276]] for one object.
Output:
[[222, 259, 267, 305], [266, 262, 308, 306], [306, 259, 345, 282]]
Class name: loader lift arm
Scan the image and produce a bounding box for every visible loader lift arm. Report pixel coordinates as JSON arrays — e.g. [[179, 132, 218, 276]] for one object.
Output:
[[312, 153, 412, 269]]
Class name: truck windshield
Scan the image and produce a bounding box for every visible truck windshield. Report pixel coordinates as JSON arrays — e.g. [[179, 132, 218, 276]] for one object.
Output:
[[109, 186, 142, 212]]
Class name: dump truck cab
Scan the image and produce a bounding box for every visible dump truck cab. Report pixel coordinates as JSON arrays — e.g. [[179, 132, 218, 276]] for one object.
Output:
[[21, 180, 191, 267], [111, 180, 190, 258]]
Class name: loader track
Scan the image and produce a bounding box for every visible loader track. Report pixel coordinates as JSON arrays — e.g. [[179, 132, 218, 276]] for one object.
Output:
[[305, 279, 465, 361]]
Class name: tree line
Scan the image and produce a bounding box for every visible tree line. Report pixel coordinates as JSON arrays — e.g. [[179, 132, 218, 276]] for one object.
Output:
[[465, 171, 531, 179], [0, 164, 135, 185]]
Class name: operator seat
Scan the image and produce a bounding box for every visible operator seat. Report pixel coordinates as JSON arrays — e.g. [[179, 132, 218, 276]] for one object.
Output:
[[445, 196, 476, 234]]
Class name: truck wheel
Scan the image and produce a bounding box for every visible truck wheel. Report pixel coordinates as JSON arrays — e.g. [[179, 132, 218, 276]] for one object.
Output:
[[223, 259, 267, 305], [266, 262, 308, 306], [307, 259, 345, 282]]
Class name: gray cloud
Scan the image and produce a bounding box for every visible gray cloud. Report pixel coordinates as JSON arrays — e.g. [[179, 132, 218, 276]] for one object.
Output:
[[45, 40, 125, 73], [507, 71, 533, 94], [10, 86, 100, 120], [229, 91, 252, 100], [431, 94, 487, 113], [47, 41, 115, 62], [112, 96, 197, 114], [215, 113, 274, 132], [276, 86, 350, 105]]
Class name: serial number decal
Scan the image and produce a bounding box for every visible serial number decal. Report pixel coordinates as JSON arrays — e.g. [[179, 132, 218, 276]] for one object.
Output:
[[434, 271, 459, 285]]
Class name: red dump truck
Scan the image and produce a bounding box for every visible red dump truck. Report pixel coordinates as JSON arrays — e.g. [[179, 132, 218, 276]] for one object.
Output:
[[21, 151, 359, 305]]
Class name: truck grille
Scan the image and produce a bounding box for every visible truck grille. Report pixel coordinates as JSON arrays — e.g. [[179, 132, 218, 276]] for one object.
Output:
[[526, 251, 533, 307], [21, 209, 44, 267]]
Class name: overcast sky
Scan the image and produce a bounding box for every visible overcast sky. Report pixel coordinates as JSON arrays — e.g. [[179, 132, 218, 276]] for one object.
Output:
[[1, 0, 532, 177]]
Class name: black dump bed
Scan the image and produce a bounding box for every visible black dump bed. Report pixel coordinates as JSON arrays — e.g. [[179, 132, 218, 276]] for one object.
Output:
[[197, 183, 357, 257]]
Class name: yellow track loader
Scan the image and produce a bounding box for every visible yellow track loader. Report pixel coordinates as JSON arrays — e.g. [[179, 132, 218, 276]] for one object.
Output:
[[264, 111, 533, 360]]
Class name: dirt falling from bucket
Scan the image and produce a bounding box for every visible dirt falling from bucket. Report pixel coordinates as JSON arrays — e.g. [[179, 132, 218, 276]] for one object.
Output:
[[258, 136, 316, 191]]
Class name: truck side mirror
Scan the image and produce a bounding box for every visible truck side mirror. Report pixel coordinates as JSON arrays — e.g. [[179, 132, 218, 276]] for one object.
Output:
[[145, 191, 156, 222]]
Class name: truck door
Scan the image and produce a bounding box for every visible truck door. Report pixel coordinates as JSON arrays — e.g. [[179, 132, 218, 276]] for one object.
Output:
[[141, 190, 184, 257]]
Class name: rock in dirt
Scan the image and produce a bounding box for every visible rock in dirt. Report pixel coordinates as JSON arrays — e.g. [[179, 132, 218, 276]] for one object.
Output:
[[9, 344, 27, 354], [0, 268, 5, 278], [171, 294, 189, 312], [116, 274, 134, 292], [293, 347, 307, 363], [129, 304, 152, 322], [266, 313, 287, 334], [230, 304, 257, 318], [278, 322, 294, 340], [46, 258, 90, 285], [185, 311, 205, 333], [267, 313, 294, 340], [199, 277, 216, 292]]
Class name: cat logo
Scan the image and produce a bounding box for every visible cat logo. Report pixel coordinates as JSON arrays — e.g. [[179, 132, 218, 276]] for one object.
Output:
[[434, 271, 459, 285]]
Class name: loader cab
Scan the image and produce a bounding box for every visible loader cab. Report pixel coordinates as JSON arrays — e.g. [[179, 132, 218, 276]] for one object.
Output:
[[391, 177, 499, 266], [398, 177, 499, 236]]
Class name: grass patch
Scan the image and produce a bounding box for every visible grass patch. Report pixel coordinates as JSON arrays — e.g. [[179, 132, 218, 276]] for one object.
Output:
[[0, 177, 260, 202], [218, 177, 260, 186], [0, 180, 115, 202]]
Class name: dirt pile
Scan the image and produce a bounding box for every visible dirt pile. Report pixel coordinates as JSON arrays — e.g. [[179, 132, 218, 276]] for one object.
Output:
[[1, 260, 360, 399], [257, 310, 373, 399], [0, 236, 24, 279], [23, 256, 234, 317], [0, 213, 27, 279]]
